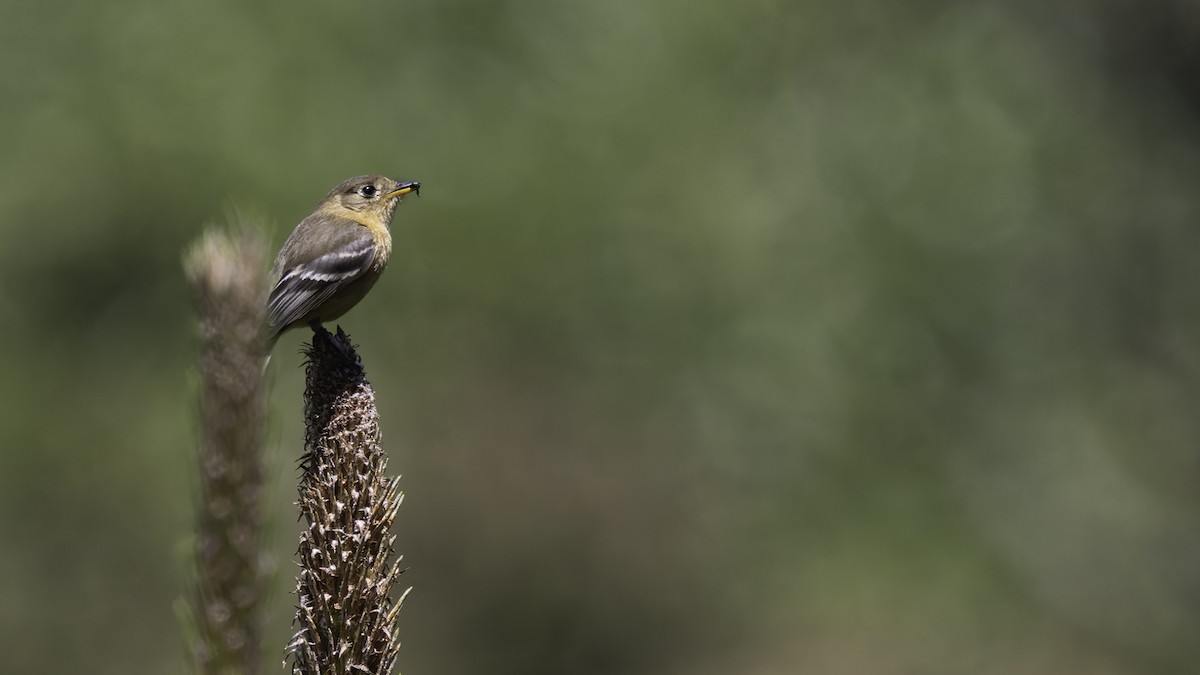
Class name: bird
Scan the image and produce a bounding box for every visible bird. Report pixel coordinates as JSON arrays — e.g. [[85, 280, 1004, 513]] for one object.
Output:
[[265, 175, 420, 351]]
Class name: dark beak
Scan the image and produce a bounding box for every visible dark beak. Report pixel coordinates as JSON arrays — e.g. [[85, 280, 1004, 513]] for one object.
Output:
[[387, 181, 420, 198]]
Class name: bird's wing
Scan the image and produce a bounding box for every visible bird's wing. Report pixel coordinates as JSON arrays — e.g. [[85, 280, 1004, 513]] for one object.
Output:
[[266, 226, 376, 334]]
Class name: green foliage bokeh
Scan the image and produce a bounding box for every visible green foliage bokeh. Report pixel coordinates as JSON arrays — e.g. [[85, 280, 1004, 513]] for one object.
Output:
[[3, 1, 1200, 673]]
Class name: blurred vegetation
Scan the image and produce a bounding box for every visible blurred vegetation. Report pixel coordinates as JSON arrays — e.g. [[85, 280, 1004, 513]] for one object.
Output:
[[2, 0, 1200, 673]]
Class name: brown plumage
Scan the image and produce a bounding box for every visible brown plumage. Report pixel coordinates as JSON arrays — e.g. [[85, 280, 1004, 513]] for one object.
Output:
[[266, 175, 419, 349]]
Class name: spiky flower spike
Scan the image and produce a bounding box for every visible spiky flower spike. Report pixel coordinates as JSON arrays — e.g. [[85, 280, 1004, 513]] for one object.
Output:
[[183, 226, 270, 675], [288, 326, 408, 675]]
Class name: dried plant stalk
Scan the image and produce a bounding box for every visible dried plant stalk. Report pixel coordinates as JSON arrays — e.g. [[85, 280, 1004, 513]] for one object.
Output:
[[288, 326, 407, 675], [184, 226, 270, 675]]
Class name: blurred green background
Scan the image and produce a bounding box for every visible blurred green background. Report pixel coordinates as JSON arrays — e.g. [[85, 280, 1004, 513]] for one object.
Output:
[[4, 0, 1200, 673]]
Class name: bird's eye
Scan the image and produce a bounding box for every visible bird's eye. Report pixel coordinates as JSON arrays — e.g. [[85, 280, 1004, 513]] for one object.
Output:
[[359, 185, 378, 198]]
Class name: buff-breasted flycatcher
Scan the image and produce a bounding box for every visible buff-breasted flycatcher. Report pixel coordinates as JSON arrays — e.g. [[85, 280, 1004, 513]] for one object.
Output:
[[265, 175, 419, 349]]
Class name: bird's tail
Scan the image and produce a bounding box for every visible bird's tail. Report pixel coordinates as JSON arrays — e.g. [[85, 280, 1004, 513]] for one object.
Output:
[[261, 327, 280, 373]]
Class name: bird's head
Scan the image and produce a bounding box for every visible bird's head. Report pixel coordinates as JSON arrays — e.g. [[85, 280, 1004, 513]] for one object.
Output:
[[320, 175, 420, 224]]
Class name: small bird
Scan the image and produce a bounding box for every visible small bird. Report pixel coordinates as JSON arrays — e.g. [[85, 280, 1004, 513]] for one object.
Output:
[[265, 175, 420, 350]]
